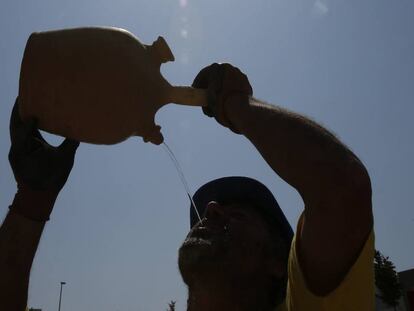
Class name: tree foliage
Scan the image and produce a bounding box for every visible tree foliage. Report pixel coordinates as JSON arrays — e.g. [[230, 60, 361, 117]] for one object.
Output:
[[167, 300, 176, 311], [374, 250, 402, 309]]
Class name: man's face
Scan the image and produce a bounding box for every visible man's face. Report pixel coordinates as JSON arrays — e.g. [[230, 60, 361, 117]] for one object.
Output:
[[178, 201, 278, 285]]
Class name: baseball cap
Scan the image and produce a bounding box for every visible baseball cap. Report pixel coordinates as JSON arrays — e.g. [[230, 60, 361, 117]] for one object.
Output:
[[190, 176, 294, 245]]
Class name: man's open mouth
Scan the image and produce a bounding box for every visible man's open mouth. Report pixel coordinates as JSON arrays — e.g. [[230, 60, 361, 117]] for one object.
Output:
[[182, 222, 229, 247]]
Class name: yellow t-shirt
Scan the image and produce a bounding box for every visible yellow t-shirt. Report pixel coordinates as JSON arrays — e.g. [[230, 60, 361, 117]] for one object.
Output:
[[277, 216, 375, 311]]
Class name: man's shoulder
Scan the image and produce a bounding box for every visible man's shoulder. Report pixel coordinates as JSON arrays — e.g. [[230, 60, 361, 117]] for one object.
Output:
[[283, 229, 375, 310]]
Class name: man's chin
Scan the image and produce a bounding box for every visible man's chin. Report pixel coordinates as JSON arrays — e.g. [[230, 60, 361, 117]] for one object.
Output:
[[179, 237, 217, 265], [178, 237, 227, 280]]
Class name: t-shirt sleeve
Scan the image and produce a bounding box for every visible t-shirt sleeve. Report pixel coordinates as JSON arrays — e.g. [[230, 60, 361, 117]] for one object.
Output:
[[284, 213, 375, 311]]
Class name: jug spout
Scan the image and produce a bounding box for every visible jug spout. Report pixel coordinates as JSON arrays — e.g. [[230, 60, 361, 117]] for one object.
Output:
[[168, 86, 208, 108], [149, 36, 175, 65]]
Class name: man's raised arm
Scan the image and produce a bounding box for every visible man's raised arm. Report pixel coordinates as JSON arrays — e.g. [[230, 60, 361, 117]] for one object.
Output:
[[0, 100, 78, 310], [192, 63, 373, 295]]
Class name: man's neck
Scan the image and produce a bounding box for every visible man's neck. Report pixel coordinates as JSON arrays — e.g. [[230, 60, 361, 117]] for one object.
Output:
[[186, 276, 272, 311]]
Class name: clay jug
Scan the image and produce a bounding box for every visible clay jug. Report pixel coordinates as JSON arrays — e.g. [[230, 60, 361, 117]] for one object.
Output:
[[18, 27, 207, 145]]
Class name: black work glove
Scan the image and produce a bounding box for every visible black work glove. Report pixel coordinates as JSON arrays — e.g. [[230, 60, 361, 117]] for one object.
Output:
[[192, 63, 253, 134], [8, 98, 79, 221]]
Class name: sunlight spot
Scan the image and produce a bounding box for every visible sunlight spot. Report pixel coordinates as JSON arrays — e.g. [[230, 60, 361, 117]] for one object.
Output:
[[312, 0, 329, 17], [180, 29, 188, 39], [179, 0, 188, 8]]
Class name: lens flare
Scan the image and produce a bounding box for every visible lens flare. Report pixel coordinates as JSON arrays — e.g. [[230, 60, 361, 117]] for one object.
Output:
[[180, 29, 188, 39]]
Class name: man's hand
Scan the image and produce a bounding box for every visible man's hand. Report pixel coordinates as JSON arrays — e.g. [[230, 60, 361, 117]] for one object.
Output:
[[8, 99, 79, 221], [192, 63, 253, 134]]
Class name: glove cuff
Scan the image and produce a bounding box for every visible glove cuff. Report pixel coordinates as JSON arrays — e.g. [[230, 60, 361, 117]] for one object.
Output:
[[9, 184, 58, 222]]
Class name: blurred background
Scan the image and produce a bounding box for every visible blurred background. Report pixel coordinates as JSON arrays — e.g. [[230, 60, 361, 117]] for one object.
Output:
[[0, 0, 413, 310]]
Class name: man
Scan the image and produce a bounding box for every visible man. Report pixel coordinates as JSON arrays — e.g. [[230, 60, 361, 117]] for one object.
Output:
[[0, 63, 374, 310]]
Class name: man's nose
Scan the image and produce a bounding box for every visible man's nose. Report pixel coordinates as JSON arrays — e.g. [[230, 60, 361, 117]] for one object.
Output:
[[204, 201, 227, 220]]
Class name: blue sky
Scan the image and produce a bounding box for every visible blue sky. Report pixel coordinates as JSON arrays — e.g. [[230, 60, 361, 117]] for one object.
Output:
[[0, 0, 413, 310]]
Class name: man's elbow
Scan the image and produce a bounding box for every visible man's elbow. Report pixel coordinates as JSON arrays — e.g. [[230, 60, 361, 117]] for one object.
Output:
[[342, 160, 372, 209]]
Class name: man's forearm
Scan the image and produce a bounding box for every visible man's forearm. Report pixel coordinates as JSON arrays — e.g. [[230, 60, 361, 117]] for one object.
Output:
[[229, 97, 370, 203], [0, 210, 45, 311]]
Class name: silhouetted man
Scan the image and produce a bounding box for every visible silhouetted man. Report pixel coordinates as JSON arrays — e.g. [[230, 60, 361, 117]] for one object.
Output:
[[0, 63, 374, 310]]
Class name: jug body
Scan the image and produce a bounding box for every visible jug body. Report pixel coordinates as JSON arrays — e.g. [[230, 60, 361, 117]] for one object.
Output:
[[19, 27, 172, 144]]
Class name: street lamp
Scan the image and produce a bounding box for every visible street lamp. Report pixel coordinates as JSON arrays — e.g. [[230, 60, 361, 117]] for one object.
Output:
[[58, 281, 66, 311]]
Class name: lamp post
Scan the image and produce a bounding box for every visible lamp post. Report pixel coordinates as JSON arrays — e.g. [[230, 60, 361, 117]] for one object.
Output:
[[58, 281, 66, 311]]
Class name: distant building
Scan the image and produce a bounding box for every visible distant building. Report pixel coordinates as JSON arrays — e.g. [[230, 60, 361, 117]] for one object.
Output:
[[399, 269, 414, 311]]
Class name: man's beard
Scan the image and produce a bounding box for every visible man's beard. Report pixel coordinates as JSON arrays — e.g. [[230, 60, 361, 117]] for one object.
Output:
[[178, 226, 231, 285]]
